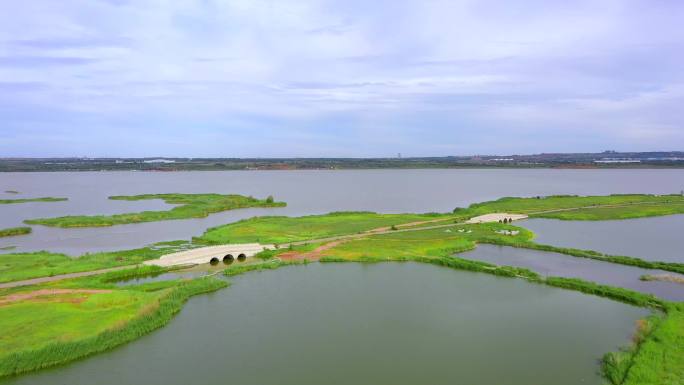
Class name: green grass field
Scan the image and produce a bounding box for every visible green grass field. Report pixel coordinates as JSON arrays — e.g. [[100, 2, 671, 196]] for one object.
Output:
[[0, 197, 67, 204], [197, 211, 450, 244], [0, 269, 227, 377], [0, 290, 157, 353], [316, 223, 524, 260], [24, 193, 285, 227], [0, 227, 31, 238], [533, 203, 684, 220], [462, 194, 684, 220]]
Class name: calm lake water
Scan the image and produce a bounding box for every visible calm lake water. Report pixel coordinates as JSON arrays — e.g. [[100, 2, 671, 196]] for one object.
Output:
[[3, 263, 649, 385], [520, 216, 684, 263], [458, 244, 684, 301], [2, 169, 684, 254]]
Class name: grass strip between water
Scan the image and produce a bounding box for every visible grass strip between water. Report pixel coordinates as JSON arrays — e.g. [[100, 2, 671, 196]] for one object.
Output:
[[461, 194, 684, 220], [478, 237, 684, 275], [0, 197, 67, 205], [0, 227, 31, 238]]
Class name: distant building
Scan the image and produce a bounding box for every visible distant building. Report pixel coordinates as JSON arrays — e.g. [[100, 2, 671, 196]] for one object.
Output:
[[645, 157, 684, 161], [594, 158, 640, 164], [143, 159, 176, 164]]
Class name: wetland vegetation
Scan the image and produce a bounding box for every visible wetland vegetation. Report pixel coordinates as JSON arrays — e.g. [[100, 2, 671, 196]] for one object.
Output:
[[0, 227, 31, 238], [4, 194, 684, 284], [1, 192, 684, 383], [24, 193, 285, 228], [0, 197, 67, 205]]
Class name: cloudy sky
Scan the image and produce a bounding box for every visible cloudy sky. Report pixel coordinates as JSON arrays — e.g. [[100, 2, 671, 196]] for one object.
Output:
[[1, 0, 683, 157]]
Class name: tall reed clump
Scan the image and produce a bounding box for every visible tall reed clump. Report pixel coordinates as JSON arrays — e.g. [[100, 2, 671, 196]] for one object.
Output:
[[601, 313, 663, 385], [600, 304, 683, 385], [0, 277, 227, 378]]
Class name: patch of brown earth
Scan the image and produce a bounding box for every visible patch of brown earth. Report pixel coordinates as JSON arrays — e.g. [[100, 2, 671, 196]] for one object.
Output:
[[278, 240, 349, 262], [0, 289, 112, 306]]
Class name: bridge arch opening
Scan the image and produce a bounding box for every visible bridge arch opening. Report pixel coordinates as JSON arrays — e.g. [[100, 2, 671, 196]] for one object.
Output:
[[223, 254, 234, 265], [237, 254, 247, 262], [209, 257, 219, 265]]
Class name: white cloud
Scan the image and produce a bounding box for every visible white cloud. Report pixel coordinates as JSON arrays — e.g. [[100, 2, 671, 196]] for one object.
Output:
[[0, 0, 682, 156]]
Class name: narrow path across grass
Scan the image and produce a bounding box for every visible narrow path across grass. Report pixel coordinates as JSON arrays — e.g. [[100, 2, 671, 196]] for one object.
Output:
[[0, 265, 135, 289]]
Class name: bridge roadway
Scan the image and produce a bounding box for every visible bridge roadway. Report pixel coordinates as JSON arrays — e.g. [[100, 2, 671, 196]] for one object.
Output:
[[143, 243, 274, 267]]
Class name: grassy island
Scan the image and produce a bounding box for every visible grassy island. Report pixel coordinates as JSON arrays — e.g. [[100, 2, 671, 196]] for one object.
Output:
[[0, 227, 31, 238], [0, 197, 67, 204], [462, 193, 684, 220], [24, 193, 286, 227]]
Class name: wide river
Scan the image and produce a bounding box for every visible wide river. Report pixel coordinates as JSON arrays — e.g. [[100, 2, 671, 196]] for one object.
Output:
[[2, 169, 684, 255], [3, 263, 649, 385]]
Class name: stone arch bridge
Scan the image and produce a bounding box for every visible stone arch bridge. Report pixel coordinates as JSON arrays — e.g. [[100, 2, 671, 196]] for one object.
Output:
[[144, 243, 274, 267]]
